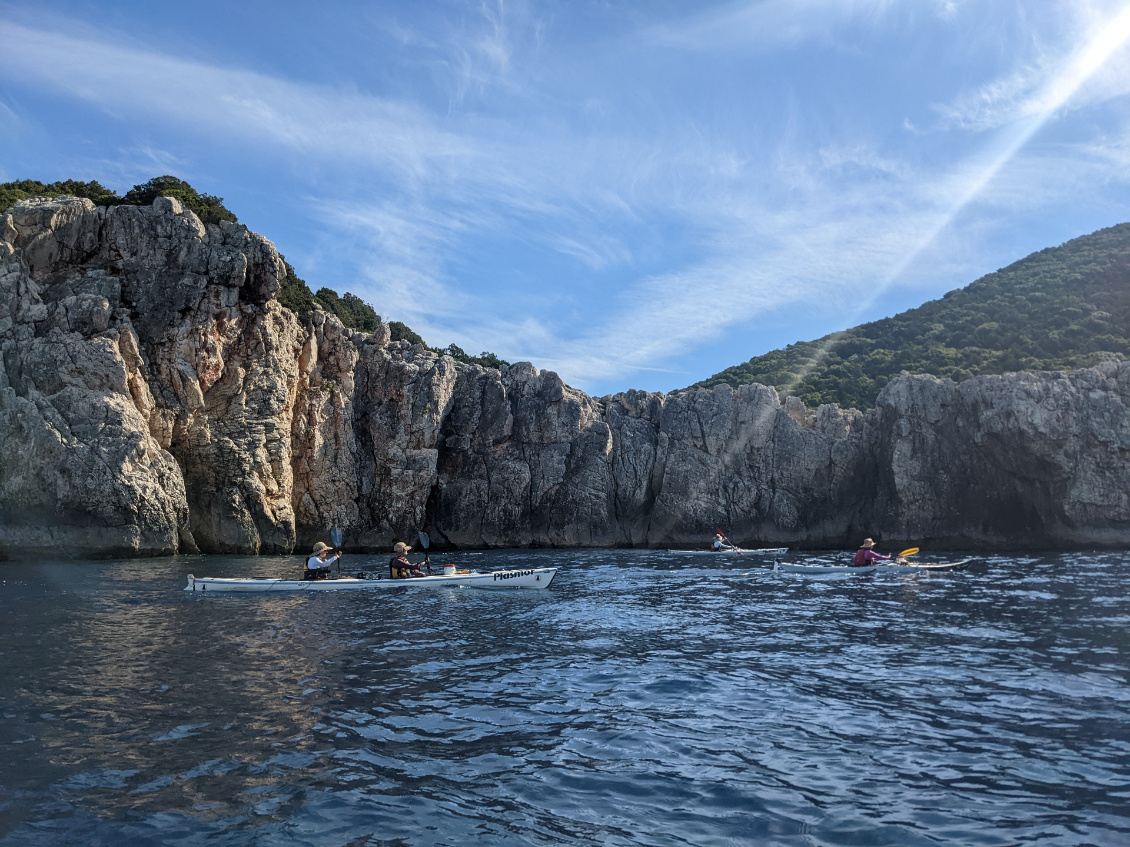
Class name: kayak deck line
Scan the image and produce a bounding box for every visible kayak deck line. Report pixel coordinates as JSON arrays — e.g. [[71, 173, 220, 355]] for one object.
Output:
[[185, 567, 557, 593]]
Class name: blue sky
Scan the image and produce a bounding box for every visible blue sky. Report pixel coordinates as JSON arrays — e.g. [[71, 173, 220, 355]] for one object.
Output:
[[3, 1, 1130, 396]]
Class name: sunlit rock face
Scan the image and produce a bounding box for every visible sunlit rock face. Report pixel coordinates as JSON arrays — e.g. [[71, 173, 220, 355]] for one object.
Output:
[[0, 196, 300, 556], [2, 196, 1127, 558]]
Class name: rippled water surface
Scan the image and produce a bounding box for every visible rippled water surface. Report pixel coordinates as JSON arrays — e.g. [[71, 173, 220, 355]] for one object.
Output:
[[1, 550, 1128, 846]]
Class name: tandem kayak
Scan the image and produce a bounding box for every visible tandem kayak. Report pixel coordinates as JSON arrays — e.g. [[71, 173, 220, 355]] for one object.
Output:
[[185, 567, 558, 593], [772, 558, 973, 574]]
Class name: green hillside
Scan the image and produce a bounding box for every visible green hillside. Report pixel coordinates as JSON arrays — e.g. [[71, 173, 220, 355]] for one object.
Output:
[[688, 223, 1130, 409]]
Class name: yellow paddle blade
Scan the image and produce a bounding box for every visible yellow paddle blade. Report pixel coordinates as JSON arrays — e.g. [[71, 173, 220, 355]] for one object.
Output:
[[898, 547, 920, 557]]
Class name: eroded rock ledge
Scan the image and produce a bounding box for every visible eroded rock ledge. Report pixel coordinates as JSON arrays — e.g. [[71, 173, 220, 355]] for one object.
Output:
[[2, 197, 1127, 557]]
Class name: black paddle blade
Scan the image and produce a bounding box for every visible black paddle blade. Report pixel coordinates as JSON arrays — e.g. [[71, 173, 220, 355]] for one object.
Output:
[[418, 530, 430, 550]]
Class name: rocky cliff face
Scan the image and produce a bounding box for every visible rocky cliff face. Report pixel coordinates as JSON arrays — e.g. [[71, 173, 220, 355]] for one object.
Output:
[[2, 197, 1127, 557]]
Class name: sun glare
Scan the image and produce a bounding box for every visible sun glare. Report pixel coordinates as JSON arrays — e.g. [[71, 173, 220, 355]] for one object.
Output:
[[774, 1, 1130, 402]]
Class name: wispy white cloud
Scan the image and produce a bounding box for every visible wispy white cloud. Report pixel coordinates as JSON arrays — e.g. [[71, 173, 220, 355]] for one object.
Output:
[[935, 1, 1130, 132], [314, 199, 474, 328], [110, 145, 187, 183], [934, 66, 1043, 133], [640, 0, 902, 52], [0, 21, 476, 182], [545, 234, 634, 271]]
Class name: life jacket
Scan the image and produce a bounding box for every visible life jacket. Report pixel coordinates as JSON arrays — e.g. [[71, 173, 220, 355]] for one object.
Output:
[[854, 548, 888, 566], [389, 556, 408, 579]]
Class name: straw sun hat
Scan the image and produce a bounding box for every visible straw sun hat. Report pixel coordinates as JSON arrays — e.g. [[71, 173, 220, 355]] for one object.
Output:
[[861, 538, 876, 548]]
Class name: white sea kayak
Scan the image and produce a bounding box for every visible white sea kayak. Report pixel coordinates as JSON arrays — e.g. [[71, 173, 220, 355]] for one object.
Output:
[[772, 558, 973, 574], [672, 547, 789, 556], [185, 567, 557, 593]]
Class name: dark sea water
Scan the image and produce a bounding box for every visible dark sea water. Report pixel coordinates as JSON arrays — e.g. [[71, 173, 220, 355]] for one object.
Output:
[[1, 549, 1127, 846]]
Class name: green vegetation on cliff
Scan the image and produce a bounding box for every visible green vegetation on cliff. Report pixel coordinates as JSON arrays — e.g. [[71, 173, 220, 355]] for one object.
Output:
[[388, 321, 425, 345], [120, 176, 237, 226], [689, 223, 1130, 409], [2, 176, 510, 369], [0, 176, 236, 225], [271, 253, 383, 333], [0, 179, 121, 209]]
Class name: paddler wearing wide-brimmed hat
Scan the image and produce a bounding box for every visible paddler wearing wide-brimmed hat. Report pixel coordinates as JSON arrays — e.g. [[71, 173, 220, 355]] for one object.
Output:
[[852, 537, 905, 567], [304, 540, 341, 580], [712, 531, 735, 551], [389, 540, 430, 579]]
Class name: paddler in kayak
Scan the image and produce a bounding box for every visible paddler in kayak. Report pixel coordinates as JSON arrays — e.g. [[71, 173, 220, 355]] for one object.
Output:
[[852, 538, 906, 567], [712, 532, 736, 551], [305, 541, 341, 580], [389, 541, 430, 578]]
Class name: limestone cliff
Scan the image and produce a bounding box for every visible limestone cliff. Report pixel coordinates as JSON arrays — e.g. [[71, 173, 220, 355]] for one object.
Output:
[[1, 197, 1127, 557]]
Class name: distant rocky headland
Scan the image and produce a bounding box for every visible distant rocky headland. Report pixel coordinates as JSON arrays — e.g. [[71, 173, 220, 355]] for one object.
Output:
[[1, 196, 1128, 557]]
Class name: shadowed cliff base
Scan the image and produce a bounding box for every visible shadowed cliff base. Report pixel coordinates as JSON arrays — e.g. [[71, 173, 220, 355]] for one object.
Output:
[[1, 197, 1127, 558]]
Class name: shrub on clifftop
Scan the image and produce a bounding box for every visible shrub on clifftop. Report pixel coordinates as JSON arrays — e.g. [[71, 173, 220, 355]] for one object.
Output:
[[388, 321, 425, 345], [120, 176, 238, 226], [439, 344, 511, 370], [272, 256, 379, 332], [0, 176, 237, 225], [313, 288, 380, 333], [0, 179, 120, 209]]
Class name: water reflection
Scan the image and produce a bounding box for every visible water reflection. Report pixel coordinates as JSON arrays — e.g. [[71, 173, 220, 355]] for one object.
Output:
[[0, 550, 1127, 845]]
